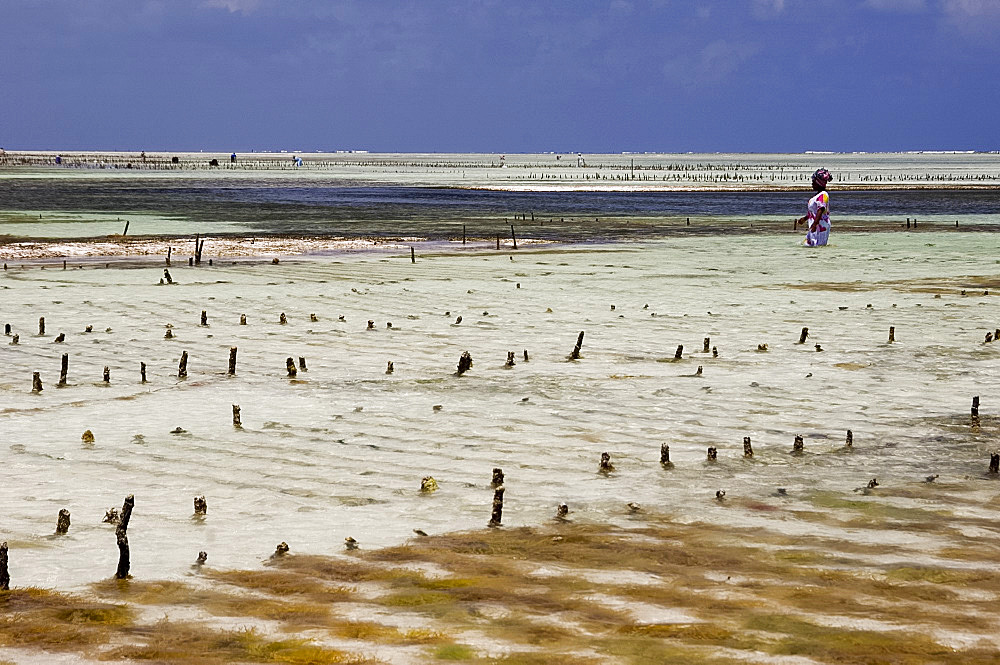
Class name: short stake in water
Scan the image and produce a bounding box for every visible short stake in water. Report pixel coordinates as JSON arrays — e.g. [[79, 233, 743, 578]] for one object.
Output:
[[989, 453, 999, 474], [200, 310, 207, 326], [505, 351, 516, 368], [793, 435, 804, 453], [660, 443, 674, 468], [229, 347, 237, 375], [846, 430, 853, 447], [491, 468, 504, 488], [570, 331, 585, 360], [703, 337, 710, 353], [279, 313, 287, 325], [58, 353, 68, 386], [0, 542, 7, 590], [55, 509, 71, 535], [674, 345, 683, 360], [178, 351, 188, 378], [971, 396, 981, 430], [386, 361, 394, 375], [743, 436, 754, 458], [140, 362, 147, 383], [32, 372, 42, 393], [240, 314, 247, 325], [115, 494, 134, 579], [456, 351, 473, 376], [599, 452, 615, 473], [194, 496, 207, 515], [38, 317, 45, 336], [103, 366, 110, 384], [888, 326, 895, 343], [707, 447, 717, 461], [298, 356, 307, 372], [286, 357, 297, 378], [799, 327, 809, 344]]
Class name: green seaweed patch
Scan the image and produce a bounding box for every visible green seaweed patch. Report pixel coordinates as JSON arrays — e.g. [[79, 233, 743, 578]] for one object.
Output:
[[0, 587, 134, 651], [433, 643, 477, 660], [885, 566, 996, 585]]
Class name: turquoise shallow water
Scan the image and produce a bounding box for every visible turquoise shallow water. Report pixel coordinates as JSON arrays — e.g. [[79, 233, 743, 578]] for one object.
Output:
[[1, 230, 998, 587]]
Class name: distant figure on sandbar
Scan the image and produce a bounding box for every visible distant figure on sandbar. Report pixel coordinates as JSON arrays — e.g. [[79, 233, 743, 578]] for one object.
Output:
[[231, 152, 237, 163], [796, 168, 833, 247]]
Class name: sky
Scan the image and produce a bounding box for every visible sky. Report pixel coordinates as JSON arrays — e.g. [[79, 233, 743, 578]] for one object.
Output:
[[1, 0, 998, 153]]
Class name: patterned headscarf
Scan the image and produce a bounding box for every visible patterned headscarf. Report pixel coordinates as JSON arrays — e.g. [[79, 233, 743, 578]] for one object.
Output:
[[812, 168, 833, 189]]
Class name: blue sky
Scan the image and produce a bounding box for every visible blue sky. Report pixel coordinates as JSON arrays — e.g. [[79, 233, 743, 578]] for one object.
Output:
[[1, 0, 997, 152]]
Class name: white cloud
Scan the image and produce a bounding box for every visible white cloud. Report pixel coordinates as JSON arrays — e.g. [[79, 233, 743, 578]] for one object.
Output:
[[941, 0, 1000, 40], [202, 0, 264, 14]]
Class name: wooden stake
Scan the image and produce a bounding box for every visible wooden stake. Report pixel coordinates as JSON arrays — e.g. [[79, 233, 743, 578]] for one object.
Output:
[[888, 326, 895, 343], [55, 509, 71, 535], [233, 404, 241, 428], [793, 435, 804, 453], [488, 486, 504, 527], [707, 447, 717, 461], [115, 494, 134, 579], [570, 331, 585, 359], [140, 362, 147, 383], [703, 337, 710, 353], [32, 372, 42, 392], [240, 314, 247, 325], [510, 225, 517, 250], [599, 452, 615, 473], [462, 225, 466, 244], [163, 268, 172, 284], [228, 347, 237, 375], [386, 361, 394, 374], [743, 436, 753, 458], [971, 396, 981, 430], [298, 356, 307, 371], [286, 357, 297, 378], [674, 345, 683, 360], [505, 351, 516, 368], [103, 366, 110, 383], [799, 327, 809, 344], [0, 542, 7, 590], [38, 317, 45, 336], [846, 429, 853, 447], [58, 353, 68, 386], [201, 310, 208, 326], [194, 496, 207, 515], [279, 313, 287, 325], [456, 351, 473, 375], [166, 246, 171, 265], [410, 247, 415, 263], [178, 351, 188, 378], [989, 453, 999, 474], [523, 349, 529, 362], [492, 468, 504, 488], [660, 443, 673, 468]]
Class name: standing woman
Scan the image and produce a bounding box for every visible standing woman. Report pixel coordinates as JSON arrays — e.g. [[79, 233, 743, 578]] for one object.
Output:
[[796, 168, 833, 246]]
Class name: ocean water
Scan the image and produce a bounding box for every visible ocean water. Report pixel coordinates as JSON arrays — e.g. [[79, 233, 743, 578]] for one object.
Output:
[[1, 229, 999, 588]]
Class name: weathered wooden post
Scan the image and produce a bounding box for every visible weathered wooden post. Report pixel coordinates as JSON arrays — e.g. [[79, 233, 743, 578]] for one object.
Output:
[[570, 331, 585, 359], [200, 310, 208, 326], [58, 353, 68, 386], [971, 396, 981, 430], [695, 365, 703, 376], [799, 327, 809, 344], [888, 326, 895, 343], [555, 503, 569, 520], [707, 447, 717, 461], [523, 349, 529, 362], [743, 436, 753, 458], [674, 345, 683, 359], [115, 494, 134, 579], [194, 496, 207, 515], [163, 268, 172, 284], [81, 430, 95, 444], [32, 372, 42, 392], [367, 320, 375, 330], [54, 333, 65, 343], [462, 225, 466, 245], [103, 366, 110, 383], [10, 334, 17, 345], [228, 347, 237, 375], [386, 361, 394, 374], [660, 443, 673, 468], [505, 351, 516, 367], [599, 452, 615, 472], [286, 357, 297, 378], [510, 225, 517, 250], [491, 468, 504, 488], [0, 542, 7, 590], [178, 351, 188, 378], [310, 313, 318, 322], [140, 362, 147, 383], [488, 486, 504, 527], [793, 435, 804, 453], [297, 356, 307, 372], [410, 247, 415, 263], [166, 246, 172, 265], [712, 346, 718, 358], [846, 429, 853, 447], [272, 542, 289, 558], [420, 476, 438, 493], [989, 453, 999, 474], [456, 351, 473, 375], [164, 328, 173, 339], [279, 313, 287, 325], [38, 317, 45, 336], [703, 337, 710, 353], [3, 323, 9, 335], [55, 509, 71, 535], [240, 314, 247, 325]]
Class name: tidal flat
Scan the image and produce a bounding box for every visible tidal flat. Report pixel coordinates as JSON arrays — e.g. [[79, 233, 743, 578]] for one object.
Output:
[[0, 155, 999, 662]]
